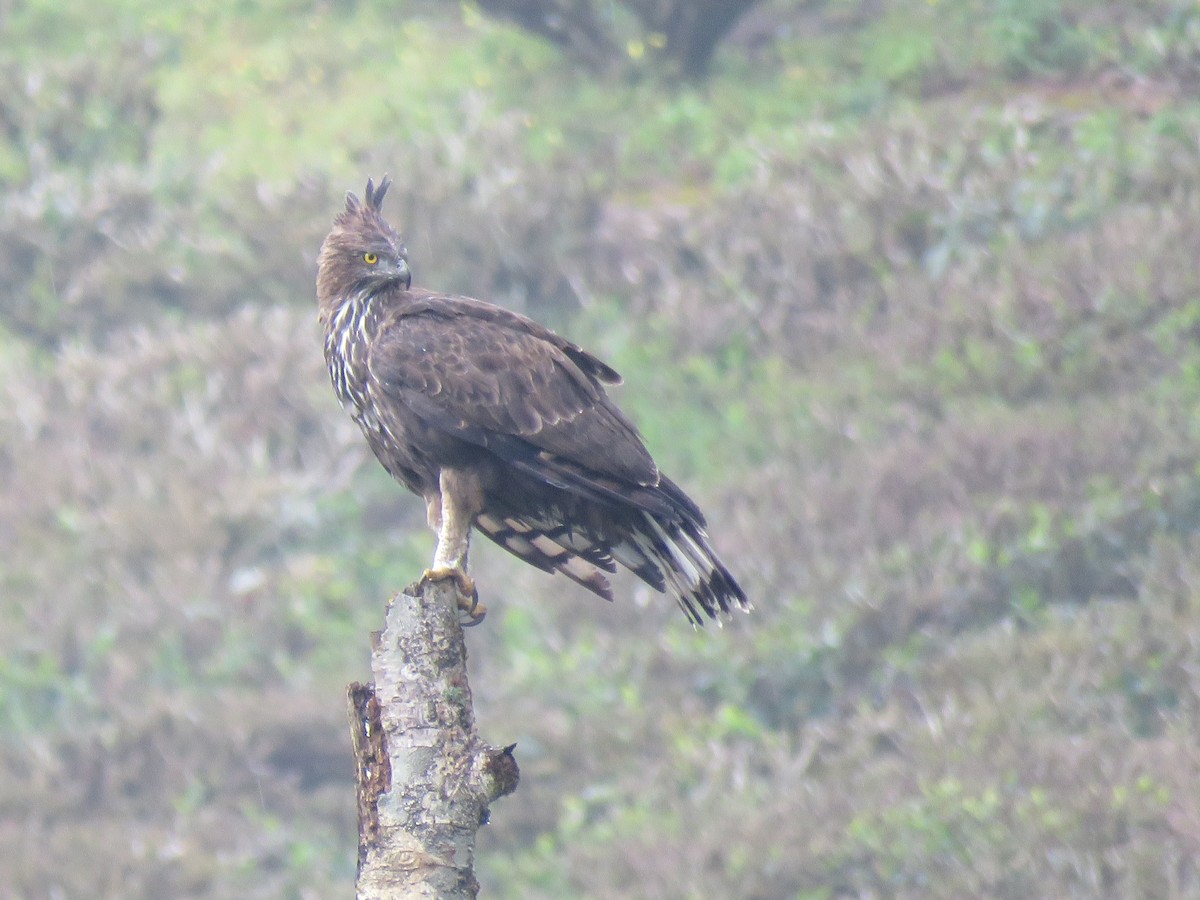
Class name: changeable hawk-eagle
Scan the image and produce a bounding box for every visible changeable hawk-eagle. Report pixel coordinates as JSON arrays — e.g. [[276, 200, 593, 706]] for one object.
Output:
[[317, 178, 748, 625]]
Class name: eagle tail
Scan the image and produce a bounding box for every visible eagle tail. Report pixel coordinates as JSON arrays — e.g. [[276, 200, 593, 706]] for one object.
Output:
[[475, 512, 615, 601], [628, 512, 749, 626], [475, 505, 748, 626]]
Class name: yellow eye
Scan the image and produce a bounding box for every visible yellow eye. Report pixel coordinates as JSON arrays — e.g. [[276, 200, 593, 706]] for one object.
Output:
[[363, 252, 379, 265]]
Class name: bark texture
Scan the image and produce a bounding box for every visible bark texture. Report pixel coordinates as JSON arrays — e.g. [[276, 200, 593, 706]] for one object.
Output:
[[349, 578, 519, 899]]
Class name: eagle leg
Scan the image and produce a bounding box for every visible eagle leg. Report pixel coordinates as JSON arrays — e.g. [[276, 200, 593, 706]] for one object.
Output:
[[422, 467, 487, 625], [419, 567, 487, 626]]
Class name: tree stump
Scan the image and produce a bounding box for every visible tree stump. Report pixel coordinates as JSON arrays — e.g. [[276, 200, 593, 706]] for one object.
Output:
[[348, 578, 519, 898]]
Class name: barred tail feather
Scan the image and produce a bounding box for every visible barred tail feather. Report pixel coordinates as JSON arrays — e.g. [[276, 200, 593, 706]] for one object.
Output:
[[475, 512, 615, 600], [475, 502, 748, 626], [639, 512, 749, 626]]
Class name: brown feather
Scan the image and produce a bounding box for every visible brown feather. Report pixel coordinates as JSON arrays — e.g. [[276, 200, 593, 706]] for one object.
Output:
[[317, 178, 749, 623]]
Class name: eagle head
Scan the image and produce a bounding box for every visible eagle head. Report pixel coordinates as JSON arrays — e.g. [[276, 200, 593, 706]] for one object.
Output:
[[317, 176, 411, 321]]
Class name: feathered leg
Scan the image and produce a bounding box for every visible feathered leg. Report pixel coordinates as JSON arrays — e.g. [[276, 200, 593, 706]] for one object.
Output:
[[421, 468, 486, 624]]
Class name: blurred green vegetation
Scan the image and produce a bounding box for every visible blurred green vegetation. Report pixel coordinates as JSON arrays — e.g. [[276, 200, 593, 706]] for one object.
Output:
[[4, 0, 1200, 896]]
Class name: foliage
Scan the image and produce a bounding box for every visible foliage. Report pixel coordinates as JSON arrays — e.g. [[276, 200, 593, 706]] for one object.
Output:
[[470, 0, 766, 81], [3, 0, 1200, 897]]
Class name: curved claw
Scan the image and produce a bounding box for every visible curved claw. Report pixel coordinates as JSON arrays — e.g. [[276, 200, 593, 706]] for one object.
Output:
[[420, 567, 487, 626], [458, 596, 488, 627]]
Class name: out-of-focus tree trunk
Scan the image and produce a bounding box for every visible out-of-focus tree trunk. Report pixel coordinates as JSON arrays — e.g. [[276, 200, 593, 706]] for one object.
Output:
[[474, 0, 620, 73], [348, 578, 519, 899], [473, 0, 766, 81], [646, 0, 763, 80]]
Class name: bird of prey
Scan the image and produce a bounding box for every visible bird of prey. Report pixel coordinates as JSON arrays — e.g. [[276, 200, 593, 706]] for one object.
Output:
[[316, 177, 748, 625]]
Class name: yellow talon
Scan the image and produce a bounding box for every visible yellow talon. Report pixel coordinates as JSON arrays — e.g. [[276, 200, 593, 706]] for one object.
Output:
[[419, 567, 487, 626]]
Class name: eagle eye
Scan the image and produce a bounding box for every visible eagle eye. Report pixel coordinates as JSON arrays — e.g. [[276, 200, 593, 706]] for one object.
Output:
[[363, 252, 379, 265]]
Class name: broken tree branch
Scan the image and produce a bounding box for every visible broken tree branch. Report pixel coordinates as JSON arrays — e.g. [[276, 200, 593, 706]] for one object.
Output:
[[348, 578, 520, 899]]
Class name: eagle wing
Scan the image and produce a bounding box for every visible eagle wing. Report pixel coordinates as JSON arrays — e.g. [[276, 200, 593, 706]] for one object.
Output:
[[366, 290, 740, 622], [367, 292, 684, 509]]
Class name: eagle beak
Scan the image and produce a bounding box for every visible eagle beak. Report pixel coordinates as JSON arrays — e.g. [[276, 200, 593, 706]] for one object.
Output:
[[398, 258, 411, 289]]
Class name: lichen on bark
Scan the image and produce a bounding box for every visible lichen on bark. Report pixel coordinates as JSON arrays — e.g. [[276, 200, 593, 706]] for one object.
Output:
[[349, 578, 519, 899]]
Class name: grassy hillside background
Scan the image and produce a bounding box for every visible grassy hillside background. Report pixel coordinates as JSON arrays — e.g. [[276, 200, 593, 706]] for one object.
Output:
[[4, 0, 1200, 896]]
